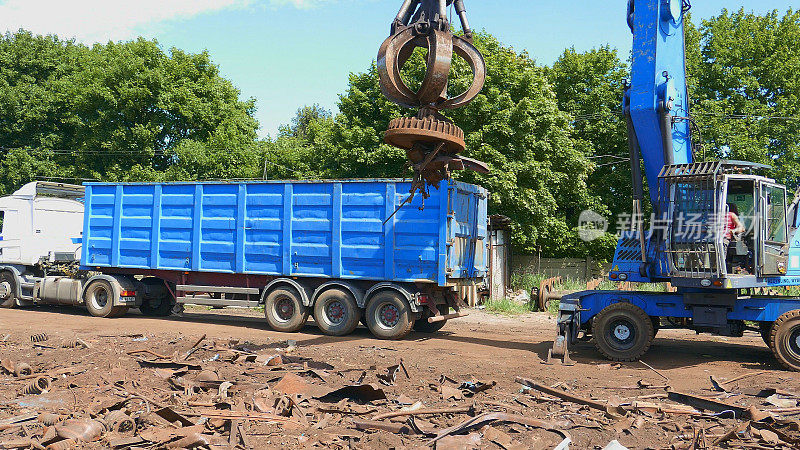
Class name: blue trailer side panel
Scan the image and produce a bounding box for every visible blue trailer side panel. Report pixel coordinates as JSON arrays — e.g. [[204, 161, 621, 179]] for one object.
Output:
[[81, 179, 488, 286]]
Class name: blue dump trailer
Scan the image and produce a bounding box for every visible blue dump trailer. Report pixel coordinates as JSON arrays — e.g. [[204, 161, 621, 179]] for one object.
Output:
[[75, 179, 488, 339]]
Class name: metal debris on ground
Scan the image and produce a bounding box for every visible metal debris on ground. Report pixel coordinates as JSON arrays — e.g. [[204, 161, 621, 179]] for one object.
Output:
[[29, 334, 48, 344], [1, 329, 800, 449]]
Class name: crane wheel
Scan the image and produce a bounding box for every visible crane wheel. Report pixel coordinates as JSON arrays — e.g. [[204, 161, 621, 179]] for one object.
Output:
[[770, 310, 800, 371], [592, 302, 654, 362]]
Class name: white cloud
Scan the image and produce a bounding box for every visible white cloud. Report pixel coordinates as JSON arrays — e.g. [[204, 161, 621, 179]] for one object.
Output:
[[269, 0, 330, 9], [0, 0, 329, 43]]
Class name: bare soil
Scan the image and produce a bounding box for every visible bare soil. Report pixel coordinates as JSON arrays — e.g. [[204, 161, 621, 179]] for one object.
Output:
[[0, 305, 798, 449]]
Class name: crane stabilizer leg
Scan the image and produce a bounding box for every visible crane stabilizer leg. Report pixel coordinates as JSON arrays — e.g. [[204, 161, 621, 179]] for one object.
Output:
[[546, 298, 580, 366]]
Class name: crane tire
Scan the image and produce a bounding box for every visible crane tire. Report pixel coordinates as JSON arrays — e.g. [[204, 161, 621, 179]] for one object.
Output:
[[592, 302, 654, 362]]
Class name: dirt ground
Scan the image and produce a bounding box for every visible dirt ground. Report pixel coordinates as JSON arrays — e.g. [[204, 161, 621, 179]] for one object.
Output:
[[0, 305, 798, 449]]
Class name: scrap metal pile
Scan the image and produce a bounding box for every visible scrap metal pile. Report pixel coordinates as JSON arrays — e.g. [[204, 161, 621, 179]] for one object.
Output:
[[378, 0, 488, 200], [0, 328, 799, 449]]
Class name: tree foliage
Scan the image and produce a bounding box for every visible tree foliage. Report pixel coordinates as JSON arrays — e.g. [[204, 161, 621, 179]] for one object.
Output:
[[547, 46, 631, 229], [686, 8, 800, 188], [0, 30, 258, 187]]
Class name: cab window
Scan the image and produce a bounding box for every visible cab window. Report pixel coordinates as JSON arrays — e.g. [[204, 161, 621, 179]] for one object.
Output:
[[765, 186, 787, 243]]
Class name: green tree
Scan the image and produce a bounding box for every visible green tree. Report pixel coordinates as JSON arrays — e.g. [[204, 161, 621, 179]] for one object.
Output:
[[0, 148, 64, 195], [0, 30, 259, 187], [548, 46, 630, 230], [279, 104, 331, 140], [686, 9, 800, 187]]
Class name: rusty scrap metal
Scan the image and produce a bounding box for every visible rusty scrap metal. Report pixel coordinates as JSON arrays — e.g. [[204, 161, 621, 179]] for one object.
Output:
[[428, 310, 469, 323], [197, 410, 304, 426], [537, 276, 563, 312], [37, 414, 66, 426], [54, 419, 105, 442], [639, 360, 670, 382], [666, 389, 749, 418], [60, 338, 90, 349], [378, 0, 487, 197], [30, 333, 48, 343], [710, 370, 767, 392], [427, 411, 571, 446], [104, 410, 136, 434], [20, 377, 50, 395], [353, 419, 421, 435], [516, 377, 609, 412], [371, 405, 473, 421], [45, 438, 78, 450], [183, 334, 206, 360], [0, 360, 30, 377]]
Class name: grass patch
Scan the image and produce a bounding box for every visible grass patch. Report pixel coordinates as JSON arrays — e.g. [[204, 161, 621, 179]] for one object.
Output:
[[483, 297, 536, 316], [510, 272, 546, 294]]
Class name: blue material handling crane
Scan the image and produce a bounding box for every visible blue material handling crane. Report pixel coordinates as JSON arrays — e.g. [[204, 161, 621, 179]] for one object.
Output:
[[551, 0, 800, 370]]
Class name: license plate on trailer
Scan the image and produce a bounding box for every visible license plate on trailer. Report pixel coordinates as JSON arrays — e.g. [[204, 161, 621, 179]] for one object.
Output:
[[120, 296, 136, 303]]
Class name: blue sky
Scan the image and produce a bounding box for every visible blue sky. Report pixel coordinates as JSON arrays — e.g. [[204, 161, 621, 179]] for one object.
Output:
[[0, 1, 795, 137]]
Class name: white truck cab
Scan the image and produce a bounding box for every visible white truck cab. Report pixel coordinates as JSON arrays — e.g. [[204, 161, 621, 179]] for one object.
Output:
[[0, 181, 147, 316], [0, 182, 84, 266]]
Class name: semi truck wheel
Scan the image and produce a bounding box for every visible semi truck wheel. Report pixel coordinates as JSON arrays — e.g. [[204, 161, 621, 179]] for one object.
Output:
[[0, 272, 17, 308], [365, 291, 414, 340], [84, 280, 128, 318], [770, 310, 800, 371], [592, 302, 654, 362], [264, 286, 309, 332], [314, 288, 361, 336], [414, 306, 449, 333]]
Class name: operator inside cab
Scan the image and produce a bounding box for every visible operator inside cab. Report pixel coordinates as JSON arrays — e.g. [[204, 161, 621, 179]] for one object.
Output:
[[723, 201, 747, 274]]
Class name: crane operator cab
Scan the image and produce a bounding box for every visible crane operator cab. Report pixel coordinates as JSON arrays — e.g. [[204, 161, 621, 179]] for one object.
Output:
[[660, 160, 792, 288]]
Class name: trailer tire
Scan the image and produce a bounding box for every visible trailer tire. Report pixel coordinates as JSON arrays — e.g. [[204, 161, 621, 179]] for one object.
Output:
[[592, 302, 654, 362], [365, 291, 414, 340], [264, 286, 309, 332], [140, 295, 173, 317], [138, 278, 173, 317], [314, 288, 361, 336], [414, 307, 449, 333], [84, 280, 128, 318], [0, 271, 17, 308], [770, 310, 800, 371]]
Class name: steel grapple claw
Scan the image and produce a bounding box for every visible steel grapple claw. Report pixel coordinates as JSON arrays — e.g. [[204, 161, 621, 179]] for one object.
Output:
[[378, 0, 488, 195]]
